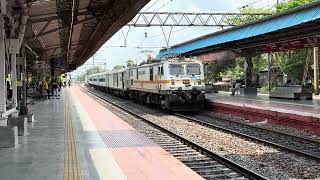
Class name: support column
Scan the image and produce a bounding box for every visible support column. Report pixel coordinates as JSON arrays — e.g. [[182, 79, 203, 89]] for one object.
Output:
[[0, 15, 5, 114], [11, 54, 17, 108], [314, 47, 319, 95], [21, 54, 28, 115], [268, 53, 271, 93], [245, 56, 253, 88]]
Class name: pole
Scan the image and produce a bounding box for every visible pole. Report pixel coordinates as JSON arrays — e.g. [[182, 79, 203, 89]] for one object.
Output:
[[268, 53, 271, 93], [244, 56, 253, 88], [22, 54, 27, 115], [0, 15, 5, 113], [314, 47, 319, 95], [11, 54, 17, 108]]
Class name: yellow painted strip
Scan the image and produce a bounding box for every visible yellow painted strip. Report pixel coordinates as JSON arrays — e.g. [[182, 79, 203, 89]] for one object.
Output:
[[89, 149, 127, 180], [64, 96, 81, 180]]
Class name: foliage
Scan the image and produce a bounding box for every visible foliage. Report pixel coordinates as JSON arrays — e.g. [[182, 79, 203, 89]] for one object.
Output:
[[85, 66, 106, 75], [276, 0, 315, 12], [126, 59, 137, 67], [112, 65, 126, 70], [208, 0, 317, 86], [205, 59, 236, 82]]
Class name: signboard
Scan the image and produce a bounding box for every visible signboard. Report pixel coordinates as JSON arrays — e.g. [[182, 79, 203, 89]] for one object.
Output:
[[53, 57, 64, 68]]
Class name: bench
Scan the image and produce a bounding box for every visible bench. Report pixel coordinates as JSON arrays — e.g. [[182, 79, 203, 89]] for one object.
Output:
[[269, 86, 313, 100]]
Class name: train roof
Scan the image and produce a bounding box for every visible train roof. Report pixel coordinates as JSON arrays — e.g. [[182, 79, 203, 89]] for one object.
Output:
[[87, 57, 201, 77], [87, 71, 109, 77]]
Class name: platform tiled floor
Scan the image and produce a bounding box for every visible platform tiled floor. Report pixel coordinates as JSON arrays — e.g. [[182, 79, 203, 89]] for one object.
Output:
[[0, 93, 65, 180], [0, 87, 202, 180], [206, 92, 320, 118], [71, 86, 202, 180]]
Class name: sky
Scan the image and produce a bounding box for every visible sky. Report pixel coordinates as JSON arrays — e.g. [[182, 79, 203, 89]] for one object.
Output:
[[72, 0, 278, 77]]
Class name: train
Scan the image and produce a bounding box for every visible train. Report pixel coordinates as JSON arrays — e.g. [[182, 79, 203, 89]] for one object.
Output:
[[86, 57, 205, 111]]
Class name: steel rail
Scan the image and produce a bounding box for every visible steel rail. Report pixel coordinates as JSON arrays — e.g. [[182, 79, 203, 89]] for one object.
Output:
[[174, 113, 320, 162], [80, 86, 267, 180]]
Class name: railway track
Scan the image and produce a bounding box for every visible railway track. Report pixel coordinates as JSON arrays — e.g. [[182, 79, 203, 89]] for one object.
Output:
[[81, 86, 266, 180], [174, 113, 320, 162]]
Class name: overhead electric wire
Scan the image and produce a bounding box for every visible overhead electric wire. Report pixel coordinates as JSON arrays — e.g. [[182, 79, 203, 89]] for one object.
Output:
[[143, 0, 161, 12]]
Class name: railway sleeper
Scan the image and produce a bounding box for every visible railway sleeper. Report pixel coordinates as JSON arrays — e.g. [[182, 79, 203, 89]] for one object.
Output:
[[201, 172, 243, 179], [189, 164, 227, 170], [193, 167, 231, 173], [183, 160, 220, 166], [170, 151, 201, 157], [166, 149, 197, 153]]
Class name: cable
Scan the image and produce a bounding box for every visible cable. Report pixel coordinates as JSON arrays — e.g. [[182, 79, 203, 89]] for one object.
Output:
[[143, 0, 161, 12], [153, 0, 173, 12], [229, 0, 266, 13]]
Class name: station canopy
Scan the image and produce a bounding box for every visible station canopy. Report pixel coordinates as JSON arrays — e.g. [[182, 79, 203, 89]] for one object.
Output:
[[158, 1, 320, 58], [14, 0, 149, 71]]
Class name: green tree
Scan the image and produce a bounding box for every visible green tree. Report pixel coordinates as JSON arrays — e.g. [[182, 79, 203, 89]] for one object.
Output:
[[126, 60, 137, 67], [276, 0, 315, 12], [85, 66, 105, 75], [212, 0, 317, 86], [112, 65, 126, 70]]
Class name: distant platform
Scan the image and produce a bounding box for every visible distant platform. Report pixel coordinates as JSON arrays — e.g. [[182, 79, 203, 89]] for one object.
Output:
[[206, 92, 320, 133], [0, 87, 202, 180]]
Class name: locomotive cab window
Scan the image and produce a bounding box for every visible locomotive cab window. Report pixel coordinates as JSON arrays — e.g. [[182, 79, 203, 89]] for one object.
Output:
[[186, 63, 201, 75], [169, 64, 183, 75]]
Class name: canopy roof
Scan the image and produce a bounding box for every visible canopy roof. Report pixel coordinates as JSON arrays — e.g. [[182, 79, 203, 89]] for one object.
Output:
[[158, 1, 320, 58], [22, 0, 149, 71]]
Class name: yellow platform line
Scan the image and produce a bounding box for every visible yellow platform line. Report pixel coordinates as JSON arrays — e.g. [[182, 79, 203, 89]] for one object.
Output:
[[64, 96, 81, 180]]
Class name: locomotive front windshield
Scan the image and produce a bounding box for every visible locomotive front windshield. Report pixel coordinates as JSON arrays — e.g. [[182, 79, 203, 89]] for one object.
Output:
[[186, 63, 201, 75], [169, 64, 184, 75]]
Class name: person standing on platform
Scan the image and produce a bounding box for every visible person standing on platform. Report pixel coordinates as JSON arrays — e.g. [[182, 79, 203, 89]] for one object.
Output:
[[43, 78, 50, 99], [58, 79, 63, 97], [52, 78, 59, 99]]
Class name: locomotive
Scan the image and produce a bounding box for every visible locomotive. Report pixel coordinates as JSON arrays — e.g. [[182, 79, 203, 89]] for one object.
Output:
[[87, 57, 205, 111]]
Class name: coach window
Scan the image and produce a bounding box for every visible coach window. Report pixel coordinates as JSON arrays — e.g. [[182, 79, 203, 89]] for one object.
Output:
[[160, 66, 164, 75], [150, 67, 154, 81]]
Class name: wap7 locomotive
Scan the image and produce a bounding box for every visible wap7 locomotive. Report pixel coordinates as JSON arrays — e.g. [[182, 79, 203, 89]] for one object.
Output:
[[87, 57, 205, 111]]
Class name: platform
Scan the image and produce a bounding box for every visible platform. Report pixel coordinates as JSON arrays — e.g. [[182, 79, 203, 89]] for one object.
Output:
[[206, 92, 320, 133], [0, 87, 202, 180]]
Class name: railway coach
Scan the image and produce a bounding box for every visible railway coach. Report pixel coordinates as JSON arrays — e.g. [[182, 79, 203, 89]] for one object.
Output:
[[87, 57, 205, 111]]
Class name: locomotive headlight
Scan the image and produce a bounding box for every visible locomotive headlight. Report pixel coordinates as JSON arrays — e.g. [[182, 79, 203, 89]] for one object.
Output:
[[171, 79, 175, 85]]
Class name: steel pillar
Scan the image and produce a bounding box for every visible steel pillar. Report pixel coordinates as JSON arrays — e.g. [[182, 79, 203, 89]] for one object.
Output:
[[268, 54, 271, 93], [314, 47, 319, 95], [11, 54, 17, 108], [244, 56, 253, 88], [21, 55, 28, 115], [0, 15, 5, 114]]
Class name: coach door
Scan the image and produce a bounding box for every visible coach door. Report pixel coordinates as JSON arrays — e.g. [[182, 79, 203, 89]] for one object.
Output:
[[156, 65, 162, 91]]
